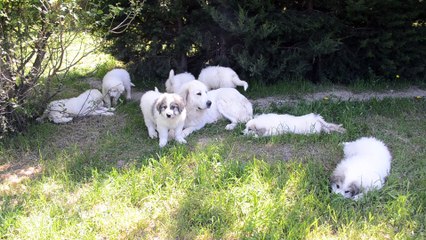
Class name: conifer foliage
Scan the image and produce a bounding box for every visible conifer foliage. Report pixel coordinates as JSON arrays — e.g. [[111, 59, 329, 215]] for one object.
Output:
[[97, 0, 426, 84]]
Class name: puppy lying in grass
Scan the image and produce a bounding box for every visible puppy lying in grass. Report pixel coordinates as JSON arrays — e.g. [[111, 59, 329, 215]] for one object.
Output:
[[243, 113, 345, 137], [331, 137, 392, 200], [140, 88, 187, 147], [37, 89, 114, 124]]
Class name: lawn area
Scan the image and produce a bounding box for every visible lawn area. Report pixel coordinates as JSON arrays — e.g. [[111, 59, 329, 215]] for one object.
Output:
[[1, 77, 425, 239]]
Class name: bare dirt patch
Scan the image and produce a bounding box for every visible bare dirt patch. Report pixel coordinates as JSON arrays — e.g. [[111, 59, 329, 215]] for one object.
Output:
[[47, 114, 127, 150], [252, 86, 426, 109]]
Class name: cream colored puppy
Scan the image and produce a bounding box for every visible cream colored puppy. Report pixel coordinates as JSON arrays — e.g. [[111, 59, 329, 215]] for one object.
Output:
[[331, 137, 392, 200], [37, 89, 114, 124], [102, 68, 135, 107], [198, 66, 249, 91], [178, 81, 252, 137], [140, 88, 187, 147], [243, 113, 345, 137], [165, 69, 196, 93]]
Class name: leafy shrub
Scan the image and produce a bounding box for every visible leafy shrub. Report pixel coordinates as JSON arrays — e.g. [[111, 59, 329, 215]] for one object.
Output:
[[0, 0, 98, 136], [95, 0, 426, 85]]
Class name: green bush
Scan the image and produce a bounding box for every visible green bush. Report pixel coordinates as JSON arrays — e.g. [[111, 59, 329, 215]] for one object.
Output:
[[96, 0, 426, 85]]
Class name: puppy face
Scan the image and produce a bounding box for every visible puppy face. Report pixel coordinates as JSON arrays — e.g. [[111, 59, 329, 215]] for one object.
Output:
[[330, 174, 360, 199], [108, 85, 125, 99], [155, 93, 185, 119], [243, 121, 266, 137], [183, 81, 211, 110]]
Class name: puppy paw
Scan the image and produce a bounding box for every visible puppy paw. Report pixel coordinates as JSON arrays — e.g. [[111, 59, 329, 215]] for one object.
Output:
[[182, 129, 192, 138], [352, 193, 364, 201], [176, 137, 187, 144], [103, 112, 114, 116], [159, 139, 167, 148], [225, 123, 237, 130], [148, 131, 158, 139]]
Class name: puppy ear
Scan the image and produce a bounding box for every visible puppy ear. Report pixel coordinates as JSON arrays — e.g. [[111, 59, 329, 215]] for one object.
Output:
[[256, 127, 267, 137], [174, 95, 186, 113], [184, 89, 190, 104], [330, 173, 344, 184], [155, 96, 166, 113], [348, 182, 360, 197]]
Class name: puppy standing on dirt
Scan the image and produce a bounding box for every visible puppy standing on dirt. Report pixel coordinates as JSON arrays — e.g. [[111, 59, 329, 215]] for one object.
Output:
[[331, 137, 392, 200], [178, 80, 252, 137], [37, 89, 114, 124], [102, 68, 135, 107], [140, 88, 187, 147], [198, 66, 249, 91], [165, 69, 196, 93], [243, 113, 345, 137]]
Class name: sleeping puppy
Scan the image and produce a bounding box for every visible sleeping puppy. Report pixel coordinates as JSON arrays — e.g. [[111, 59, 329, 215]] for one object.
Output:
[[37, 89, 114, 124], [140, 88, 187, 147], [165, 69, 196, 93], [178, 80, 252, 137], [102, 68, 135, 107], [331, 137, 392, 200], [198, 66, 249, 91], [243, 113, 345, 137]]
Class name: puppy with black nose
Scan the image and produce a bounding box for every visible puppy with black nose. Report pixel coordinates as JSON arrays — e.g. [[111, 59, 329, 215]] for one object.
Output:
[[330, 137, 392, 200], [140, 88, 187, 147]]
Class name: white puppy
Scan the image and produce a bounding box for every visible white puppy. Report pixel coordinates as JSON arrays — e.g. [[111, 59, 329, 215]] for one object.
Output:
[[243, 113, 345, 137], [37, 89, 114, 124], [178, 81, 252, 137], [198, 66, 249, 91], [140, 88, 187, 147], [102, 68, 135, 107], [165, 69, 196, 93], [331, 137, 392, 200]]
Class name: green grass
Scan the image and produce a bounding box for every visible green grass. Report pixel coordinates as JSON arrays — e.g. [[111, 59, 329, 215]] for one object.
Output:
[[1, 95, 425, 239]]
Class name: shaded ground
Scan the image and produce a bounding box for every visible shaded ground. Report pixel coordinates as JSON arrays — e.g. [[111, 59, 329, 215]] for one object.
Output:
[[1, 82, 425, 190]]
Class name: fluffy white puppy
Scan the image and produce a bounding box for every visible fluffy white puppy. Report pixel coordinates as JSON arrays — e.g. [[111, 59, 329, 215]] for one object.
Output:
[[140, 88, 187, 147], [37, 89, 114, 124], [178, 80, 252, 137], [165, 69, 196, 93], [102, 68, 135, 107], [198, 66, 249, 91], [243, 113, 345, 137], [331, 137, 392, 200]]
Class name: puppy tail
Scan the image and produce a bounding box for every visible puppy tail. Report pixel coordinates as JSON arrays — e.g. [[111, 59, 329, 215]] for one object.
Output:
[[154, 87, 159, 92], [232, 75, 249, 91], [318, 117, 346, 133]]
